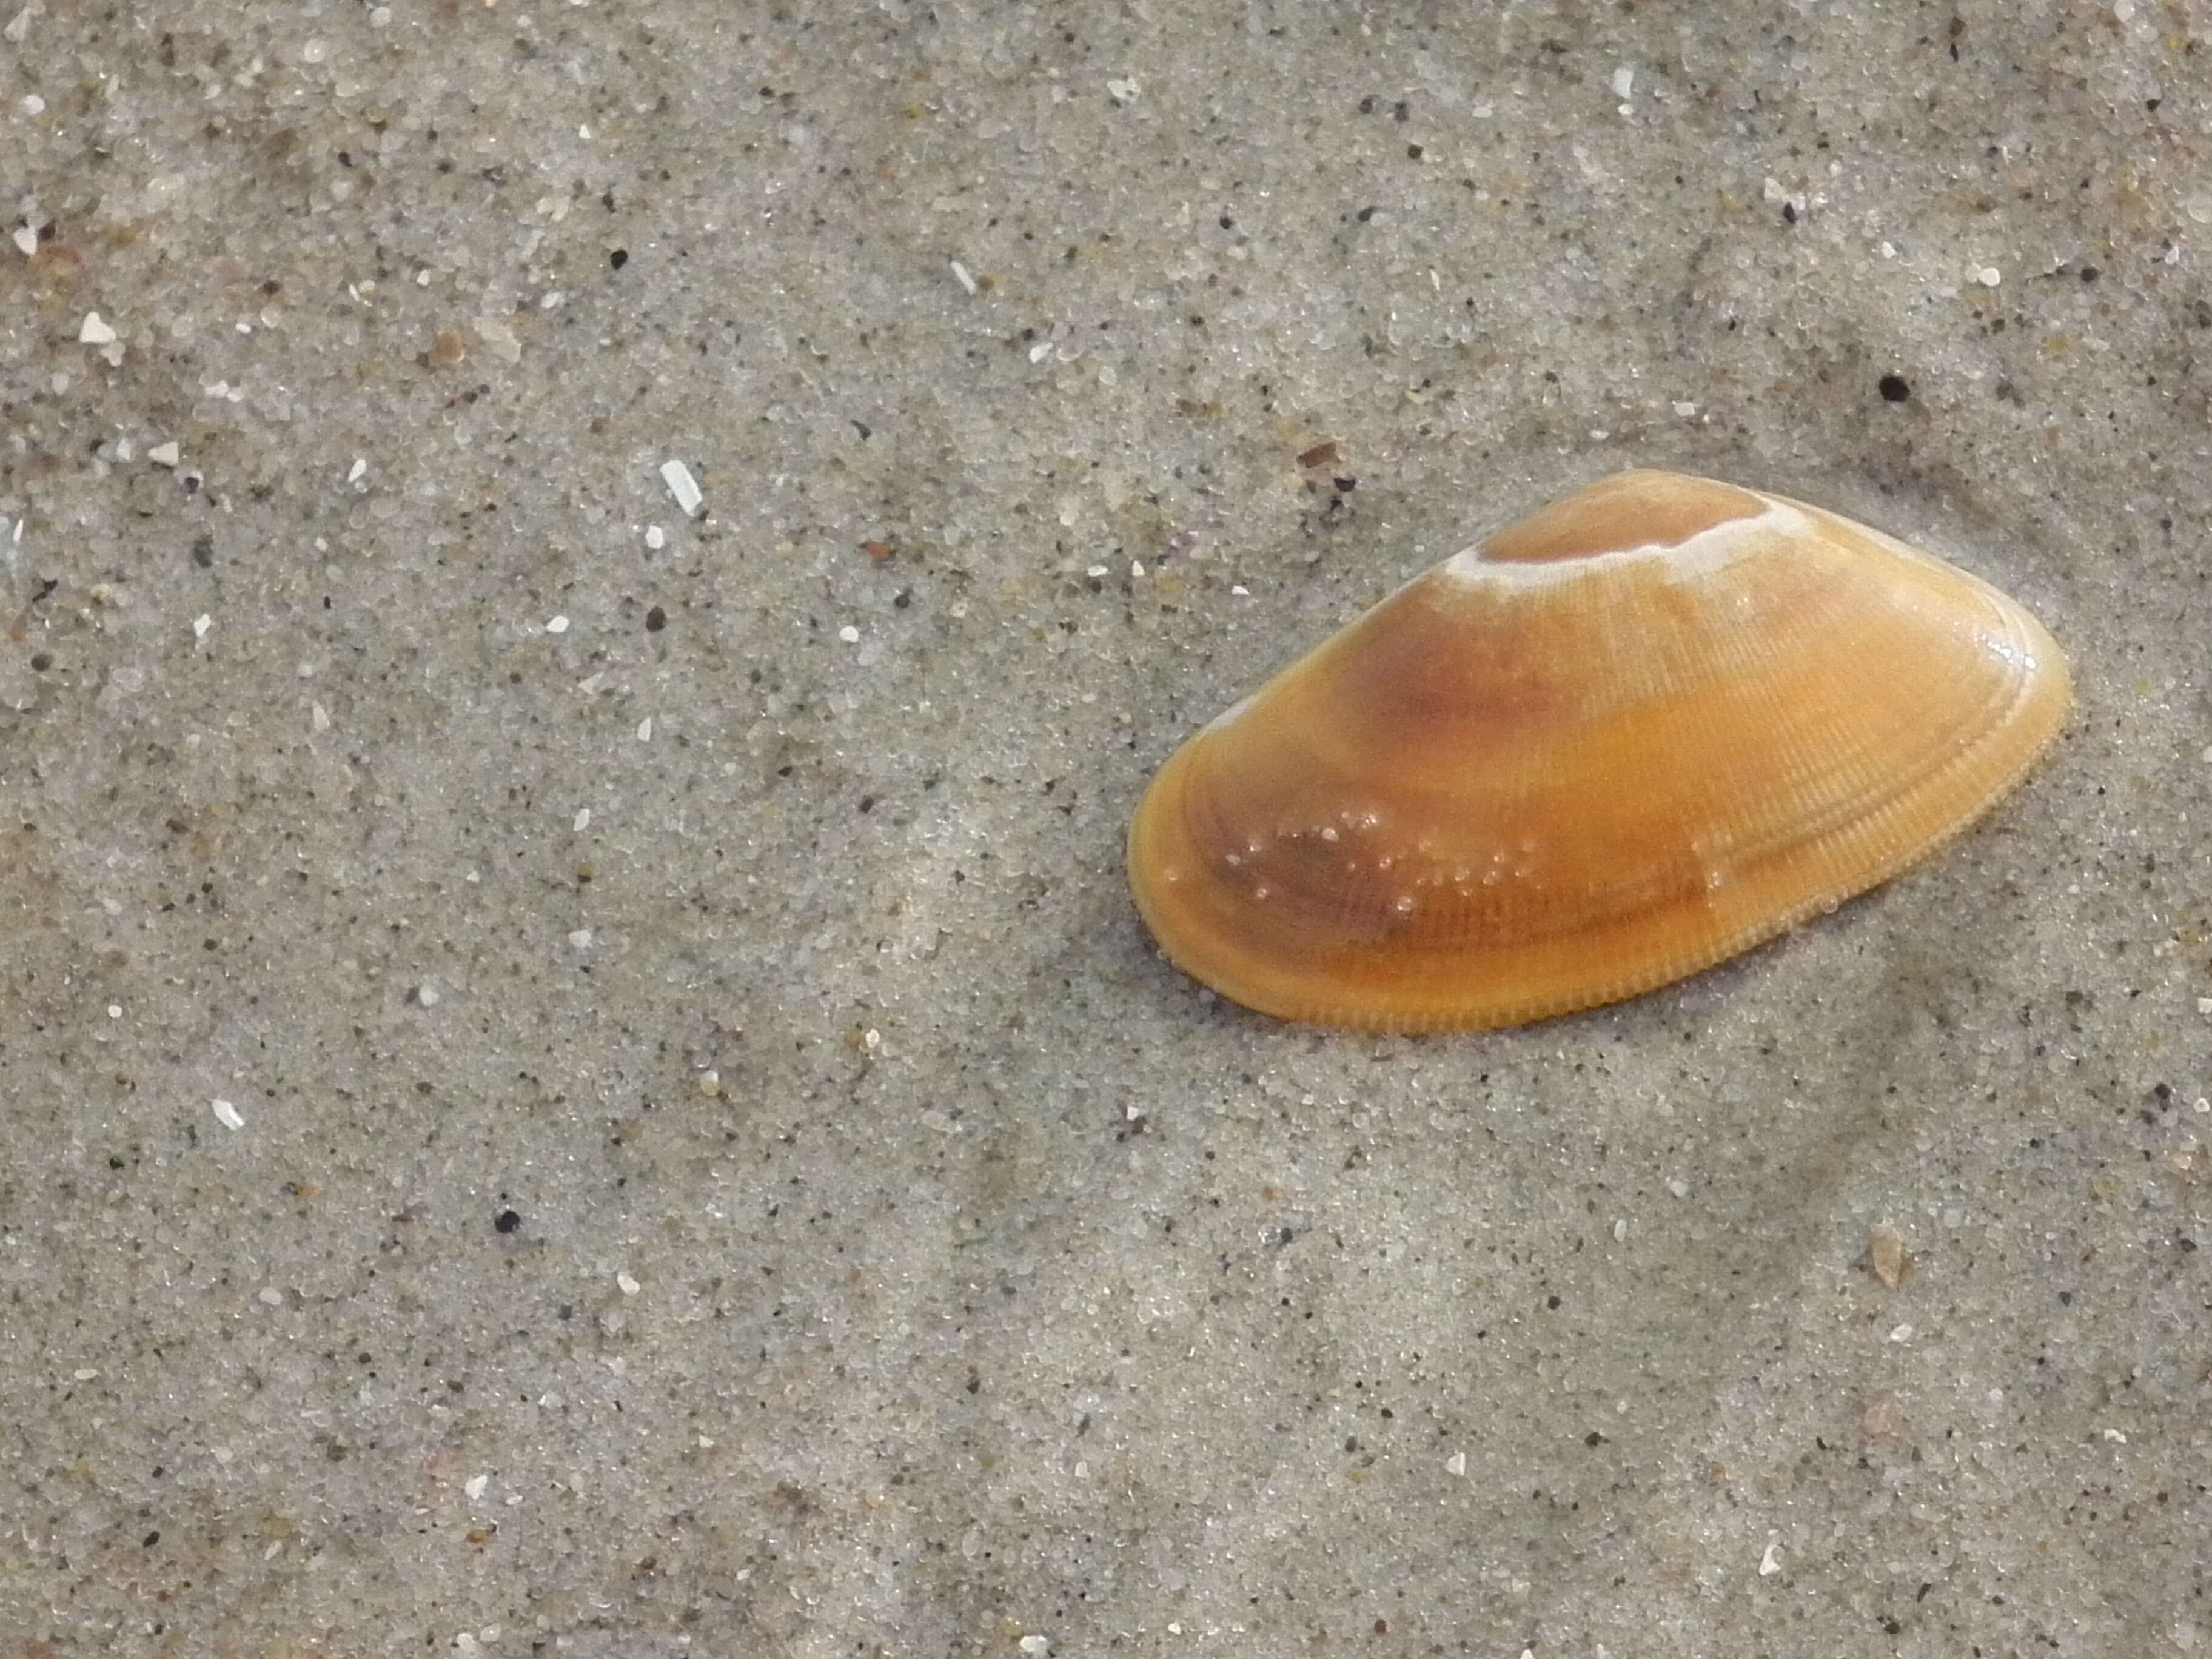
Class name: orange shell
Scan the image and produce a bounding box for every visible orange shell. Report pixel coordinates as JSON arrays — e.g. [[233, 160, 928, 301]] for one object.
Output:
[[1127, 469, 2070, 1032]]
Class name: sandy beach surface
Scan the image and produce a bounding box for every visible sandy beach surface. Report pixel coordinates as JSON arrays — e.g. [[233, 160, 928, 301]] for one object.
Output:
[[3, 2, 2207, 1653]]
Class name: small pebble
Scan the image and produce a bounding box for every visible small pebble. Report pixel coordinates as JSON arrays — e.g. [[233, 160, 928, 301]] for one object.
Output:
[[1867, 1224, 1908, 1289], [78, 311, 117, 344], [1861, 1393, 1905, 1441]]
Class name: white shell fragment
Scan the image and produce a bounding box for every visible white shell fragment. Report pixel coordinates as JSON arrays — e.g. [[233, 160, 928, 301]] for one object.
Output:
[[660, 458, 703, 516]]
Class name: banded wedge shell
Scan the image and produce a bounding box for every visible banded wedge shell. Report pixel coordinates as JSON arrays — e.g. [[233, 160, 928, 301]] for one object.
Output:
[[1126, 469, 2070, 1032]]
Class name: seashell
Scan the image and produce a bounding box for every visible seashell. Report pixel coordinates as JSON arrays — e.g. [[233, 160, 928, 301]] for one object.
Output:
[[1127, 469, 2070, 1032]]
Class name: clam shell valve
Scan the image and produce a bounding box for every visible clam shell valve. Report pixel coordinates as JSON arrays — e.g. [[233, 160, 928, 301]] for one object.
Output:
[[1126, 469, 2070, 1033]]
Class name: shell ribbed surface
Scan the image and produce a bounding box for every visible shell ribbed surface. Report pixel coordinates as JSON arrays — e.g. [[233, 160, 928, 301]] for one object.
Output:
[[1126, 470, 2071, 1032]]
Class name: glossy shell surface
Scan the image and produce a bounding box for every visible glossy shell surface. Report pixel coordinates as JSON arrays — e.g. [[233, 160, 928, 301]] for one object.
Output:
[[1127, 469, 2070, 1032]]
